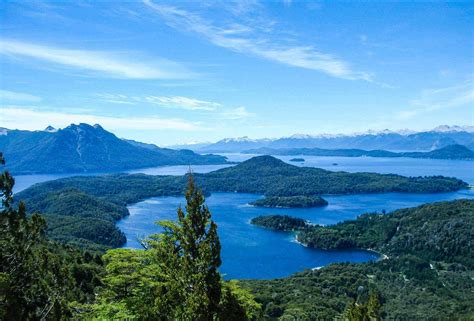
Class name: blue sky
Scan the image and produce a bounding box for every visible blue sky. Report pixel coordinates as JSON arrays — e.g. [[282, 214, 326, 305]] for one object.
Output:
[[0, 0, 473, 145]]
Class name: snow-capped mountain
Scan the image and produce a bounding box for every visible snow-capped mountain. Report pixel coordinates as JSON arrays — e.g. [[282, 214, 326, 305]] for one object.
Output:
[[192, 125, 474, 152], [430, 125, 474, 133]]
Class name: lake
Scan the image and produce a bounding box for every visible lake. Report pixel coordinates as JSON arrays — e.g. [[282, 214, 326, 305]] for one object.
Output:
[[13, 154, 474, 193], [12, 155, 474, 279], [117, 189, 474, 279], [220, 153, 474, 184]]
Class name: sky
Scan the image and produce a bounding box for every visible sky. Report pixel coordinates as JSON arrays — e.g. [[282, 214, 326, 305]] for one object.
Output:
[[0, 0, 473, 146]]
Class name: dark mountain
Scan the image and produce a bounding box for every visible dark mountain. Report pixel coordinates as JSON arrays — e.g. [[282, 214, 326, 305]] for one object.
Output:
[[195, 126, 474, 152], [244, 144, 474, 160], [0, 123, 227, 174], [403, 144, 474, 160]]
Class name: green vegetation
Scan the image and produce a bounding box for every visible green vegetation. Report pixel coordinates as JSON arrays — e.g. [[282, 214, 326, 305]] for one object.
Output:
[[16, 156, 467, 250], [298, 200, 474, 267], [243, 200, 474, 319], [245, 144, 474, 160], [289, 158, 305, 162], [0, 153, 104, 320], [250, 195, 328, 208], [1, 155, 260, 320], [251, 215, 308, 231], [81, 176, 261, 320]]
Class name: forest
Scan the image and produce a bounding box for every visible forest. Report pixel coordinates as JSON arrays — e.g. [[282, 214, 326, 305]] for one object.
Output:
[[16, 156, 468, 250], [243, 200, 474, 319], [249, 195, 328, 208], [251, 215, 308, 231], [2, 154, 473, 320]]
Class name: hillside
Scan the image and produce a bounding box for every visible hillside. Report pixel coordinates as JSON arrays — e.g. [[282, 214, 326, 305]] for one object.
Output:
[[298, 199, 474, 267], [0, 123, 227, 174], [16, 156, 468, 250], [196, 126, 474, 152], [244, 144, 474, 160], [243, 200, 474, 319]]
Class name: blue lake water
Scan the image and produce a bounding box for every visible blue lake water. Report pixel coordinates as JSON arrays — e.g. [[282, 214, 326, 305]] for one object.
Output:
[[13, 154, 474, 193], [117, 189, 474, 280], [12, 155, 474, 279], [221, 153, 474, 184]]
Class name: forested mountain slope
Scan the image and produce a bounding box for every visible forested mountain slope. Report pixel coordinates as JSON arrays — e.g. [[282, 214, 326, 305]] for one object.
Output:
[[0, 123, 227, 174], [243, 200, 474, 319]]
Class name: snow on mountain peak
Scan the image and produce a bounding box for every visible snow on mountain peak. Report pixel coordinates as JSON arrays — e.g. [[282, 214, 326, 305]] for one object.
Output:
[[431, 125, 474, 133]]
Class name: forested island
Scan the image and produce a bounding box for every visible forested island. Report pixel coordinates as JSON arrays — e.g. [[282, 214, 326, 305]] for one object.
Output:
[[243, 200, 474, 319], [250, 195, 328, 208], [289, 157, 305, 162], [16, 156, 468, 250], [244, 144, 474, 160], [251, 215, 308, 231]]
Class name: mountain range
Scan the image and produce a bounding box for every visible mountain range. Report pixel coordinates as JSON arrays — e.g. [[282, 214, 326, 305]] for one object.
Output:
[[0, 123, 227, 174], [173, 125, 474, 153], [244, 144, 474, 160]]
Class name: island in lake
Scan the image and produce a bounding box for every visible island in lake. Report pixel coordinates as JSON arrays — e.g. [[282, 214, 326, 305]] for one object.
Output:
[[17, 155, 468, 250], [250, 195, 328, 208], [251, 215, 308, 231], [289, 157, 305, 162]]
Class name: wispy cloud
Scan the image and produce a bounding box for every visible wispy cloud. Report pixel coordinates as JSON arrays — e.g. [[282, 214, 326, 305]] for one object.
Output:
[[144, 96, 221, 111], [0, 39, 193, 79], [94, 92, 253, 119], [0, 106, 203, 131], [220, 106, 254, 119], [396, 82, 474, 120], [0, 89, 42, 102], [95, 93, 221, 111], [143, 1, 372, 81]]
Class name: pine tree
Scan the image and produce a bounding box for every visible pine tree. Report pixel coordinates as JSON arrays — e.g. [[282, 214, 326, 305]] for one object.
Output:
[[0, 153, 71, 320], [152, 173, 222, 320]]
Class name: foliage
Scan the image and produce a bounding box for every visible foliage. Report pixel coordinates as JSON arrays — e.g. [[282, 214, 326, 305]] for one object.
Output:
[[16, 156, 467, 250], [83, 175, 261, 320], [298, 199, 474, 268], [0, 153, 103, 320], [250, 195, 328, 208], [243, 200, 474, 320], [251, 215, 308, 231]]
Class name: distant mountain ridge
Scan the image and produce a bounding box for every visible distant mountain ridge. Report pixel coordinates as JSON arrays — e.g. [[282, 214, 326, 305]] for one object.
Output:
[[183, 125, 474, 152], [0, 123, 227, 174], [244, 144, 474, 160]]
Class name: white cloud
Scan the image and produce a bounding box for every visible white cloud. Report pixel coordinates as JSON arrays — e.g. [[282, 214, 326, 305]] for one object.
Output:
[[143, 1, 372, 81], [396, 82, 474, 120], [0, 39, 193, 79], [95, 93, 221, 111], [94, 93, 137, 105], [0, 106, 202, 131], [220, 106, 253, 119], [0, 89, 42, 102], [144, 96, 221, 110]]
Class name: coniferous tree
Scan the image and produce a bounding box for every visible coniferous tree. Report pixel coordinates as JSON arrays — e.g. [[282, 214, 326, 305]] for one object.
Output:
[[88, 173, 261, 320], [0, 153, 72, 320], [152, 173, 222, 320]]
